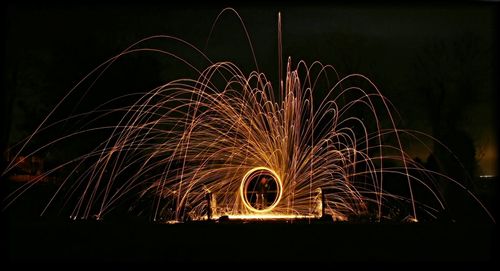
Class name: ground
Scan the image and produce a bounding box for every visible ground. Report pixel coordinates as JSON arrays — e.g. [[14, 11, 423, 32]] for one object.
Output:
[[2, 218, 496, 263]]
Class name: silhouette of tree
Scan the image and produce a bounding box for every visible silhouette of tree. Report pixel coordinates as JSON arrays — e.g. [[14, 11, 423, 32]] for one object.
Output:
[[414, 32, 489, 179], [413, 33, 492, 221]]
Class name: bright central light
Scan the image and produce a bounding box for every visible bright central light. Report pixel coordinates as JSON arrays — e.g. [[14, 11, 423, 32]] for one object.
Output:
[[240, 167, 283, 213], [225, 214, 315, 220]]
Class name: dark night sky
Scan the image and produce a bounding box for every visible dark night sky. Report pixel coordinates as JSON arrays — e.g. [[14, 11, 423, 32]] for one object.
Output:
[[2, 2, 498, 175]]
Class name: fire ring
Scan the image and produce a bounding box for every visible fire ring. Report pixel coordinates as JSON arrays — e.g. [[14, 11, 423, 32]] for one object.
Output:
[[240, 167, 282, 213]]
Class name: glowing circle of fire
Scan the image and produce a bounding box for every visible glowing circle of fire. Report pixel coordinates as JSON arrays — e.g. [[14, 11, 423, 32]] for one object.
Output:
[[240, 167, 283, 213]]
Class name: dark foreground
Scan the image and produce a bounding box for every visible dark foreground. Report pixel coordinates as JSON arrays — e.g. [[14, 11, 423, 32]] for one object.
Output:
[[2, 218, 497, 263]]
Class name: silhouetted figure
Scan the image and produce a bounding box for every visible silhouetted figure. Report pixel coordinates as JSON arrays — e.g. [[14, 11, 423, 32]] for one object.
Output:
[[257, 177, 269, 209], [424, 153, 440, 174], [206, 192, 213, 220]]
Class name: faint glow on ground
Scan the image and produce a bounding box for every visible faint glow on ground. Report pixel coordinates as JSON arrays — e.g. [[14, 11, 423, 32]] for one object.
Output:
[[479, 175, 496, 179], [164, 214, 317, 224], [224, 214, 316, 220]]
